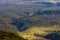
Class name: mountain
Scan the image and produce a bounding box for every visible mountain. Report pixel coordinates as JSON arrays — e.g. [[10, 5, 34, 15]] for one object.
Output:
[[0, 0, 60, 4], [18, 26, 60, 40], [33, 2, 54, 7], [0, 1, 60, 40], [0, 0, 60, 2], [0, 2, 60, 31]]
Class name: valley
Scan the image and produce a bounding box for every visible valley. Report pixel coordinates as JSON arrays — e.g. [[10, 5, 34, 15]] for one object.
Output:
[[0, 1, 60, 40]]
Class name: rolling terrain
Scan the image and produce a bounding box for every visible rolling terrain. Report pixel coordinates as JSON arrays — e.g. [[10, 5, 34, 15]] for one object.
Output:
[[0, 1, 60, 40]]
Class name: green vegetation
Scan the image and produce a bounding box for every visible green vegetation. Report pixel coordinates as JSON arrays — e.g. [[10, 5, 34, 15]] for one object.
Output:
[[0, 30, 26, 40]]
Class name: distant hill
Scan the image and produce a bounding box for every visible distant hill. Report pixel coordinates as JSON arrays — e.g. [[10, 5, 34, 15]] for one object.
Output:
[[33, 2, 54, 7], [0, 1, 60, 32]]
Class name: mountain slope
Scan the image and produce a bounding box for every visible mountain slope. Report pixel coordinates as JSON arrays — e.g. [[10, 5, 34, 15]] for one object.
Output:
[[18, 26, 60, 40], [0, 30, 26, 40]]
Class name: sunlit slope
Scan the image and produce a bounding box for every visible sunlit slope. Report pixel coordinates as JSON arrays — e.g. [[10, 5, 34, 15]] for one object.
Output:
[[18, 31, 48, 40], [22, 25, 60, 35], [18, 25, 60, 40]]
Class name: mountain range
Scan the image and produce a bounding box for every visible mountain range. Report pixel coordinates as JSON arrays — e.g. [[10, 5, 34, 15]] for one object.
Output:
[[0, 1, 60, 40]]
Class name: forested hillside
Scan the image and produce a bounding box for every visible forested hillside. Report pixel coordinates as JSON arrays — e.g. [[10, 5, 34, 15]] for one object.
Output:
[[0, 30, 26, 40]]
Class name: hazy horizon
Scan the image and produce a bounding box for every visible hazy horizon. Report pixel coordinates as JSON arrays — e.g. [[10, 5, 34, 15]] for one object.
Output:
[[0, 0, 60, 3]]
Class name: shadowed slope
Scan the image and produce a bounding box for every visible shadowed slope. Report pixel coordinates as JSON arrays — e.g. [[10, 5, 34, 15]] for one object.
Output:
[[0, 30, 27, 40]]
